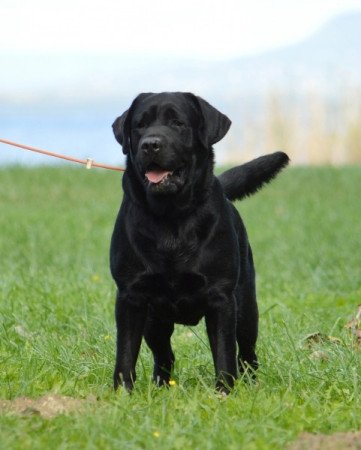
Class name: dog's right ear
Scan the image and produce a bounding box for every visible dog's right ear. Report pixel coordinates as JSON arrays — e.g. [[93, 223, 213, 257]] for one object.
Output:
[[112, 93, 154, 155], [112, 110, 130, 155]]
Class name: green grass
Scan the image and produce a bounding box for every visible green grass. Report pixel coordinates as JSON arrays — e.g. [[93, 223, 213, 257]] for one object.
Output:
[[0, 165, 360, 449]]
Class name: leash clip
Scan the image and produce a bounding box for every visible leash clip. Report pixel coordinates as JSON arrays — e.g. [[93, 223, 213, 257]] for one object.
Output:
[[86, 158, 94, 169]]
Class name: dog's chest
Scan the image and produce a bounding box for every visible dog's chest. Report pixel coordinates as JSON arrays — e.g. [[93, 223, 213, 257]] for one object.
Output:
[[155, 224, 199, 267], [135, 220, 201, 271]]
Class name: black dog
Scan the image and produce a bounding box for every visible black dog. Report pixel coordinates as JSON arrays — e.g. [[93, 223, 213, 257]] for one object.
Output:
[[110, 92, 289, 392]]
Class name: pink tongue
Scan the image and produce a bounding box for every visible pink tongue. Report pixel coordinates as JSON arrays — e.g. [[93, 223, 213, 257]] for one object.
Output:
[[145, 169, 172, 184]]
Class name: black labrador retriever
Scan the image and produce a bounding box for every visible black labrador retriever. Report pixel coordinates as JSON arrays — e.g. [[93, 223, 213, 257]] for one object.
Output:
[[110, 92, 289, 393]]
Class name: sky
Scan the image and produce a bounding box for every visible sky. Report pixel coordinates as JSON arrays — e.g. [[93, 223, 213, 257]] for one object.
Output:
[[1, 0, 361, 59]]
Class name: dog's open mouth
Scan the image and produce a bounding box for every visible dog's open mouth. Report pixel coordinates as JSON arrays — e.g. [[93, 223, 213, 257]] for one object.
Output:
[[145, 164, 182, 185], [145, 166, 173, 184]]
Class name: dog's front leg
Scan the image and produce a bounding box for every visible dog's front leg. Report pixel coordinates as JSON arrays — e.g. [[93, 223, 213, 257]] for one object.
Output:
[[113, 290, 147, 391], [205, 294, 237, 394]]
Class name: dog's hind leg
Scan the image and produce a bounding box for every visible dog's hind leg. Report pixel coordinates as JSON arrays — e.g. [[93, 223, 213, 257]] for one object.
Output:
[[236, 247, 259, 375], [144, 316, 175, 386]]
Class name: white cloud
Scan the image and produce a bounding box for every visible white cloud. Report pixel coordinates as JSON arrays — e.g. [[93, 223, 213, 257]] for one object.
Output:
[[1, 0, 360, 58]]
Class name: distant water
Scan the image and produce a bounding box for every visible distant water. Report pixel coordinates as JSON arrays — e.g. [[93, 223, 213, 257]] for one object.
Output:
[[0, 104, 126, 167], [0, 103, 228, 167]]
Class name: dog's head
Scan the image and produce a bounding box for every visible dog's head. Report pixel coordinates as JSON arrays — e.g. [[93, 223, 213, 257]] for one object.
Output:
[[112, 92, 231, 197]]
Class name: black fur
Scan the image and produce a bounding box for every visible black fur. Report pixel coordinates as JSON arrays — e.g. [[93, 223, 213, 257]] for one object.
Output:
[[110, 92, 289, 393], [218, 152, 290, 201]]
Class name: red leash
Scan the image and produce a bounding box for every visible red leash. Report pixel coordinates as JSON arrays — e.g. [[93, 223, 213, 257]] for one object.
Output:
[[0, 138, 125, 172]]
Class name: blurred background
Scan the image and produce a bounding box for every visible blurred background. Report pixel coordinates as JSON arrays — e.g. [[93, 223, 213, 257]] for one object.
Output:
[[1, 0, 360, 166]]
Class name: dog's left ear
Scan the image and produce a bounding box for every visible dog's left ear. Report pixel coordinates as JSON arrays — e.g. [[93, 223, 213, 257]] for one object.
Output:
[[185, 94, 231, 147], [112, 110, 130, 155]]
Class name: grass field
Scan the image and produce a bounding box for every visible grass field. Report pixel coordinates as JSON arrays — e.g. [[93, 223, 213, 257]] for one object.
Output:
[[0, 165, 360, 449]]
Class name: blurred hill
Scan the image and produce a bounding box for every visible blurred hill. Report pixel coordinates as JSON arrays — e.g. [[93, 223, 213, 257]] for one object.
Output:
[[1, 11, 360, 102], [1, 11, 360, 164], [220, 11, 361, 96]]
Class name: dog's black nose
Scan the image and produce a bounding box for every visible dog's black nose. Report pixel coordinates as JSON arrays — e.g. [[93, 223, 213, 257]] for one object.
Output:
[[140, 137, 162, 154]]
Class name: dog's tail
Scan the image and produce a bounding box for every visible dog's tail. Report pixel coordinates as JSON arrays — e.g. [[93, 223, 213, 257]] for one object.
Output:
[[218, 151, 290, 201]]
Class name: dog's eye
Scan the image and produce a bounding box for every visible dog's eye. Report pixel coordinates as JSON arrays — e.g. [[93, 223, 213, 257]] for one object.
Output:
[[171, 119, 184, 127], [135, 122, 146, 129]]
